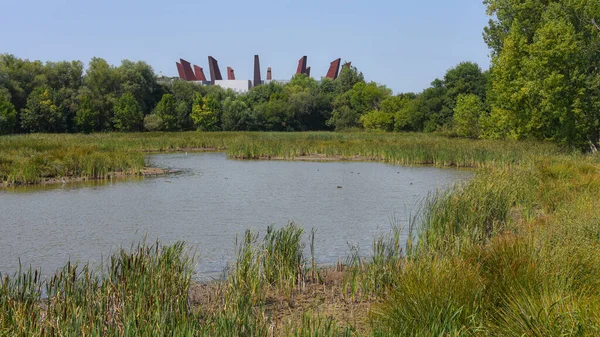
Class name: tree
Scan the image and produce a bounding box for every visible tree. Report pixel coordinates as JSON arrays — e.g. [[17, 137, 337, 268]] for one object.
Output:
[[167, 80, 204, 130], [453, 94, 485, 138], [175, 100, 192, 131], [412, 80, 449, 132], [395, 98, 424, 132], [360, 93, 420, 131], [484, 0, 600, 148], [336, 65, 365, 93], [20, 87, 68, 133], [43, 61, 84, 92], [0, 96, 17, 135], [288, 73, 318, 91], [116, 60, 159, 115], [360, 94, 416, 132], [153, 94, 178, 131], [84, 58, 119, 130], [113, 92, 143, 131], [0, 54, 45, 113], [328, 81, 391, 130], [245, 82, 284, 105], [360, 110, 394, 131], [444, 62, 487, 109], [260, 98, 294, 131], [74, 93, 101, 133], [221, 97, 250, 131], [190, 93, 219, 131], [483, 0, 549, 57]]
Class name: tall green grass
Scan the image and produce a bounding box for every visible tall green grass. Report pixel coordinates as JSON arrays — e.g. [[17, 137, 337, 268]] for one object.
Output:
[[371, 156, 600, 336], [1, 240, 197, 336], [0, 228, 344, 337], [2, 132, 598, 335], [0, 131, 564, 185]]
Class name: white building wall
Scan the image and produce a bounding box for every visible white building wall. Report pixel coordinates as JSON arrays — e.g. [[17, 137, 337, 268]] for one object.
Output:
[[214, 80, 252, 93]]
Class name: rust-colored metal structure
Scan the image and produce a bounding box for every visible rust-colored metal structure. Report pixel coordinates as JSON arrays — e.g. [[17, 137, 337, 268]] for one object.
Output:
[[208, 56, 223, 82], [227, 67, 236, 80], [253, 55, 262, 87], [296, 56, 307, 75], [326, 58, 341, 79], [193, 65, 207, 81], [180, 59, 197, 81], [177, 55, 349, 85], [176, 62, 185, 80]]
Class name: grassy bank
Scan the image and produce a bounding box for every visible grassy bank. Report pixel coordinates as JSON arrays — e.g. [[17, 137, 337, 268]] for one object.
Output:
[[2, 132, 599, 336], [0, 132, 564, 185]]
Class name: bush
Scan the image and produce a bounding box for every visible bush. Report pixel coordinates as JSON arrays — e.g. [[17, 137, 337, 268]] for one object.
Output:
[[143, 113, 163, 131], [360, 110, 394, 131], [0, 97, 17, 135], [453, 93, 484, 138], [372, 258, 484, 336]]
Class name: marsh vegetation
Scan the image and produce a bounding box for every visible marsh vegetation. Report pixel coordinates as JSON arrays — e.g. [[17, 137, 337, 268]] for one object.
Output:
[[0, 131, 562, 186], [1, 131, 599, 336]]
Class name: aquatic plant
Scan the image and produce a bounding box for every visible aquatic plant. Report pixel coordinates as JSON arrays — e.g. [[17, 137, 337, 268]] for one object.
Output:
[[0, 132, 564, 185], [1, 132, 599, 336]]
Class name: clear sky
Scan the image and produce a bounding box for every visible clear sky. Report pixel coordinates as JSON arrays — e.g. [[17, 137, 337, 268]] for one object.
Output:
[[2, 0, 491, 93]]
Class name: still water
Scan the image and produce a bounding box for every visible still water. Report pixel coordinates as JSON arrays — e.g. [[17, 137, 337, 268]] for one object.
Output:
[[0, 153, 472, 280]]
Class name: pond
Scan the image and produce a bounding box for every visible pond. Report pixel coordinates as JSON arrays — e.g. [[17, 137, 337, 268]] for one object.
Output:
[[0, 153, 472, 280]]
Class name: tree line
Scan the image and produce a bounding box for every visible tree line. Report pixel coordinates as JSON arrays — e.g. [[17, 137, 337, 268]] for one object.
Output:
[[0, 54, 485, 134], [1, 0, 599, 149]]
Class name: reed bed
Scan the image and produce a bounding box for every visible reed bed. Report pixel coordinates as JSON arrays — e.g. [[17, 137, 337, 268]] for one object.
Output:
[[0, 241, 197, 336], [0, 229, 353, 337], [1, 132, 599, 336], [368, 156, 600, 336], [0, 131, 564, 185]]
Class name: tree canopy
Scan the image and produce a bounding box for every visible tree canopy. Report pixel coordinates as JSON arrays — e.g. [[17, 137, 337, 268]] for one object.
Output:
[[483, 0, 600, 148]]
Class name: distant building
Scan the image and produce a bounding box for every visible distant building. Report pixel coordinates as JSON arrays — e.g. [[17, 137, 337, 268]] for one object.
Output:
[[174, 55, 344, 93], [214, 80, 252, 93]]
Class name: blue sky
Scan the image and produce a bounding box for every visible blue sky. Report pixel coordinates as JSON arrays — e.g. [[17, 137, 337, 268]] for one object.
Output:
[[2, 0, 491, 93]]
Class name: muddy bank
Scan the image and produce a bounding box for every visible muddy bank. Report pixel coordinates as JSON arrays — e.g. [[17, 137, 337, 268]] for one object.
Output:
[[188, 266, 372, 335], [1, 167, 172, 188], [1, 149, 451, 188], [141, 147, 223, 153], [226, 153, 369, 162], [0, 151, 370, 188]]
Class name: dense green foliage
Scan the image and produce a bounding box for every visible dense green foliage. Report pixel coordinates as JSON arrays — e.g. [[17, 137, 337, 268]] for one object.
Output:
[[0, 55, 487, 137], [371, 155, 600, 336], [483, 0, 600, 149], [113, 92, 143, 132], [0, 54, 493, 136], [0, 96, 17, 135], [453, 94, 485, 138]]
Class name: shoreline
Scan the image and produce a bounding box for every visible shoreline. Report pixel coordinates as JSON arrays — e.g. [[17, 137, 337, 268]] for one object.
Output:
[[0, 150, 478, 188], [0, 132, 561, 189], [0, 167, 173, 188], [187, 265, 372, 335]]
